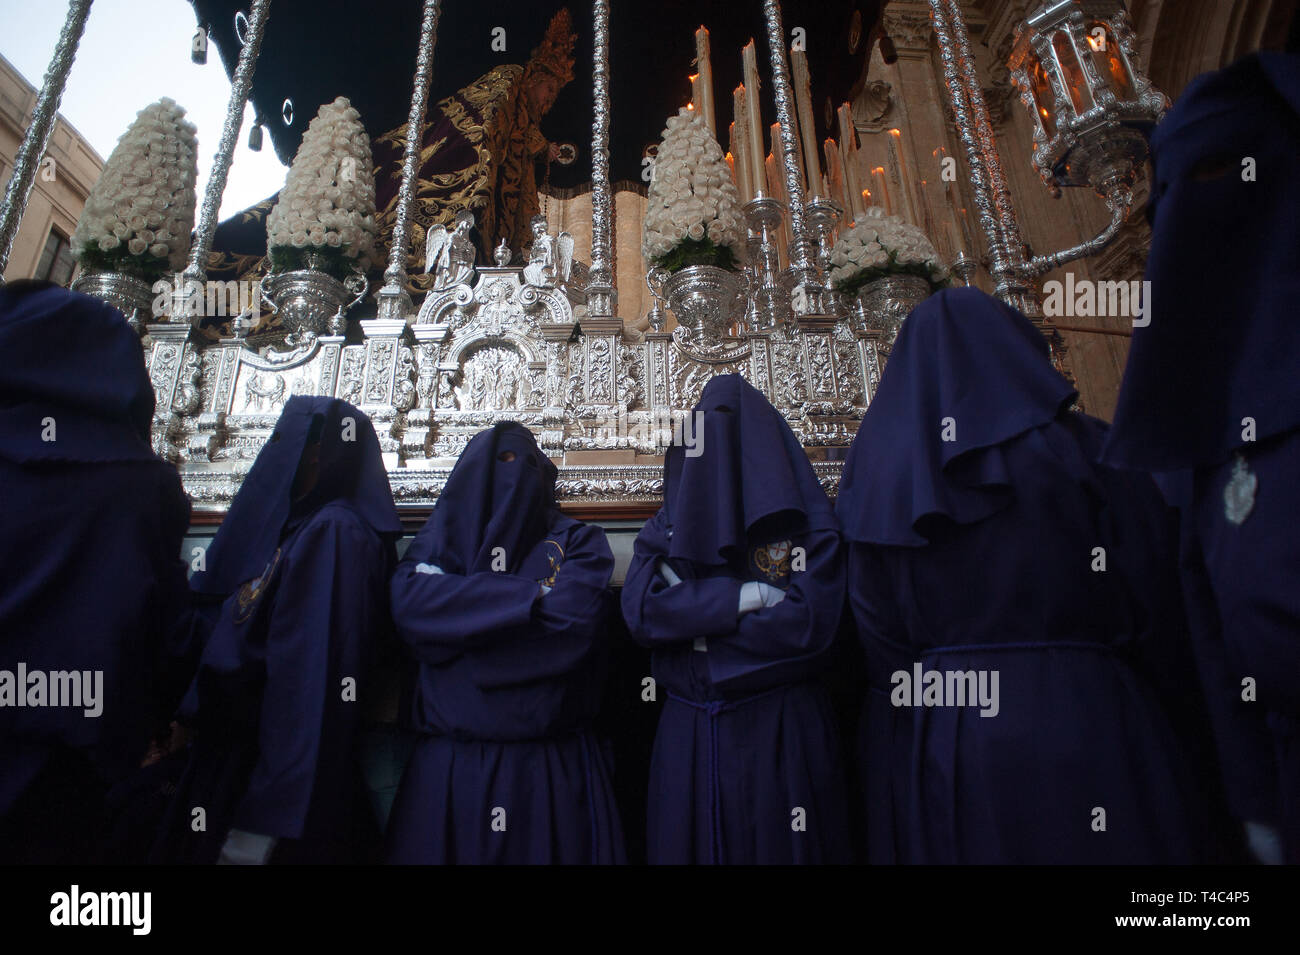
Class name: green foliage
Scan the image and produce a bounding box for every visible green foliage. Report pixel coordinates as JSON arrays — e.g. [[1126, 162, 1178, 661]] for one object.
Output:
[[269, 243, 358, 281], [651, 236, 740, 273], [75, 246, 171, 283], [832, 257, 951, 298]]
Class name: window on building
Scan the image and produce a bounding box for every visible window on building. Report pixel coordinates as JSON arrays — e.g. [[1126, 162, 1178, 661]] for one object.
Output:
[[35, 228, 76, 286]]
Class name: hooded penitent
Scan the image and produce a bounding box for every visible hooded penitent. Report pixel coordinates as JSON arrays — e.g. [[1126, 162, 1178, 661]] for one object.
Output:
[[0, 283, 195, 864], [1103, 52, 1300, 864], [621, 374, 851, 864], [836, 288, 1230, 864], [154, 396, 400, 864], [386, 422, 625, 864]]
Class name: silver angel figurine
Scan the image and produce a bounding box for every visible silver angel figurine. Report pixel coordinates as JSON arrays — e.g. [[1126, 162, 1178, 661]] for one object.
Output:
[[522, 214, 574, 289], [424, 211, 477, 290]]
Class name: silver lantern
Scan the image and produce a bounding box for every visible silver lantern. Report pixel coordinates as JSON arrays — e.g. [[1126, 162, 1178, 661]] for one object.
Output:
[[1009, 1, 1168, 206]]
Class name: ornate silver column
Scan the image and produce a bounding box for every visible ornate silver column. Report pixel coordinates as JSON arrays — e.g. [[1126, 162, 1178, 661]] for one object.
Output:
[[585, 0, 616, 319], [182, 0, 270, 297], [759, 0, 819, 291], [0, 0, 93, 282], [376, 0, 443, 322], [927, 0, 1035, 311]]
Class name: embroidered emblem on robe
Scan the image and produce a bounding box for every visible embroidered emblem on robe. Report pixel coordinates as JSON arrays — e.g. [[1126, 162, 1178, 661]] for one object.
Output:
[[752, 539, 792, 583], [234, 547, 282, 623], [538, 539, 565, 588]]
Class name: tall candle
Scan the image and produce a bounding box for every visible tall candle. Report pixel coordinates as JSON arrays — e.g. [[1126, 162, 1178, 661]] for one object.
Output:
[[741, 43, 766, 196], [888, 128, 920, 226], [824, 137, 847, 215], [733, 87, 755, 200], [770, 122, 792, 206], [695, 26, 717, 138], [871, 166, 893, 217], [836, 103, 864, 218], [790, 49, 822, 197]]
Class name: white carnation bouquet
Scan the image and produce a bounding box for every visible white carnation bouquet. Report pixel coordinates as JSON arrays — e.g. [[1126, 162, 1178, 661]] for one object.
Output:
[[267, 97, 377, 279], [828, 206, 950, 297], [70, 98, 198, 281], [642, 107, 746, 272]]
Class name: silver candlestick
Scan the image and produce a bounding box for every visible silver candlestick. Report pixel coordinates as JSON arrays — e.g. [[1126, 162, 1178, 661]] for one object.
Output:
[[743, 195, 790, 329]]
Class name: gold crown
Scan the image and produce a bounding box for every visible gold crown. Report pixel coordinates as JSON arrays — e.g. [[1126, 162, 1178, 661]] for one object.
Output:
[[527, 9, 577, 86]]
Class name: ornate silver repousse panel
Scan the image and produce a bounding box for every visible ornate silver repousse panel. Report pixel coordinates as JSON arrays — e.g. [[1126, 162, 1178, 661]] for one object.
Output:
[[157, 246, 890, 508]]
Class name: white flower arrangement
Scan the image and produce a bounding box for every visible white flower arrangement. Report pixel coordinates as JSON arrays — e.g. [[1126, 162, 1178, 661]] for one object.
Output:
[[642, 107, 746, 271], [267, 97, 377, 278], [71, 98, 198, 280], [828, 206, 950, 296]]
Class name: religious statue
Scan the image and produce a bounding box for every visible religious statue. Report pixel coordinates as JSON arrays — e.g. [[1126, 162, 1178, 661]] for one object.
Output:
[[522, 214, 574, 288], [372, 9, 577, 293], [203, 8, 576, 303], [424, 210, 477, 290]]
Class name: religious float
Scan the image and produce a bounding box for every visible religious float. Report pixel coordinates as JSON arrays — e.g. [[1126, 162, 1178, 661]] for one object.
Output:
[[0, 0, 1167, 521]]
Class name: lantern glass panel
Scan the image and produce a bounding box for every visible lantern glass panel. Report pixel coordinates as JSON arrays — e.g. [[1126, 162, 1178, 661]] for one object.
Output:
[[1052, 31, 1094, 115], [1030, 58, 1058, 137], [1087, 23, 1135, 101]]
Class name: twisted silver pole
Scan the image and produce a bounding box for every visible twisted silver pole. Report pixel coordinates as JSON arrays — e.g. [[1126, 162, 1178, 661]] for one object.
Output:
[[586, 0, 616, 319], [928, 0, 1041, 311], [378, 0, 443, 321], [0, 0, 93, 282], [941, 0, 1029, 285], [759, 0, 817, 282], [184, 0, 270, 290]]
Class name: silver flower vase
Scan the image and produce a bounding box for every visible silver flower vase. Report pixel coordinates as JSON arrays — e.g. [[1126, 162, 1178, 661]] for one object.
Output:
[[850, 273, 933, 354], [661, 264, 743, 345], [72, 270, 157, 334], [261, 262, 369, 338]]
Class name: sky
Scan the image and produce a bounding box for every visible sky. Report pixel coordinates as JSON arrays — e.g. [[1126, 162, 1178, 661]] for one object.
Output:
[[0, 0, 288, 220]]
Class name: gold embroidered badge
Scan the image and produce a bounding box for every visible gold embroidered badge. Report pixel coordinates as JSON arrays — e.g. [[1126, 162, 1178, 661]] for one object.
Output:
[[537, 539, 566, 589], [752, 539, 792, 582]]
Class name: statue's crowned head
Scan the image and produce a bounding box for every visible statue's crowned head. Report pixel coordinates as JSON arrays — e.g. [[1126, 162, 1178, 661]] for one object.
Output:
[[530, 214, 548, 238], [524, 9, 577, 119]]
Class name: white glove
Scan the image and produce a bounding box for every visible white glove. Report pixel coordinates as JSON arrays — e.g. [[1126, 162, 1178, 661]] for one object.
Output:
[[539, 583, 553, 595], [738, 580, 786, 615], [217, 828, 278, 865], [1244, 821, 1284, 865], [414, 562, 445, 576], [656, 560, 683, 587]]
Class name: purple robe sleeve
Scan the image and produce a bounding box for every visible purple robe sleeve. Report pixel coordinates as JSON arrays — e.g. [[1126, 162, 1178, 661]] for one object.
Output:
[[621, 510, 745, 646], [389, 561, 543, 666], [233, 507, 385, 840], [466, 522, 617, 689], [704, 528, 845, 689]]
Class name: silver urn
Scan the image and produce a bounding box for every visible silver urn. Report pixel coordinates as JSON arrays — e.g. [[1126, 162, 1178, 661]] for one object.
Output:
[[659, 264, 744, 345], [850, 273, 933, 353], [71, 271, 156, 334], [261, 265, 368, 338]]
